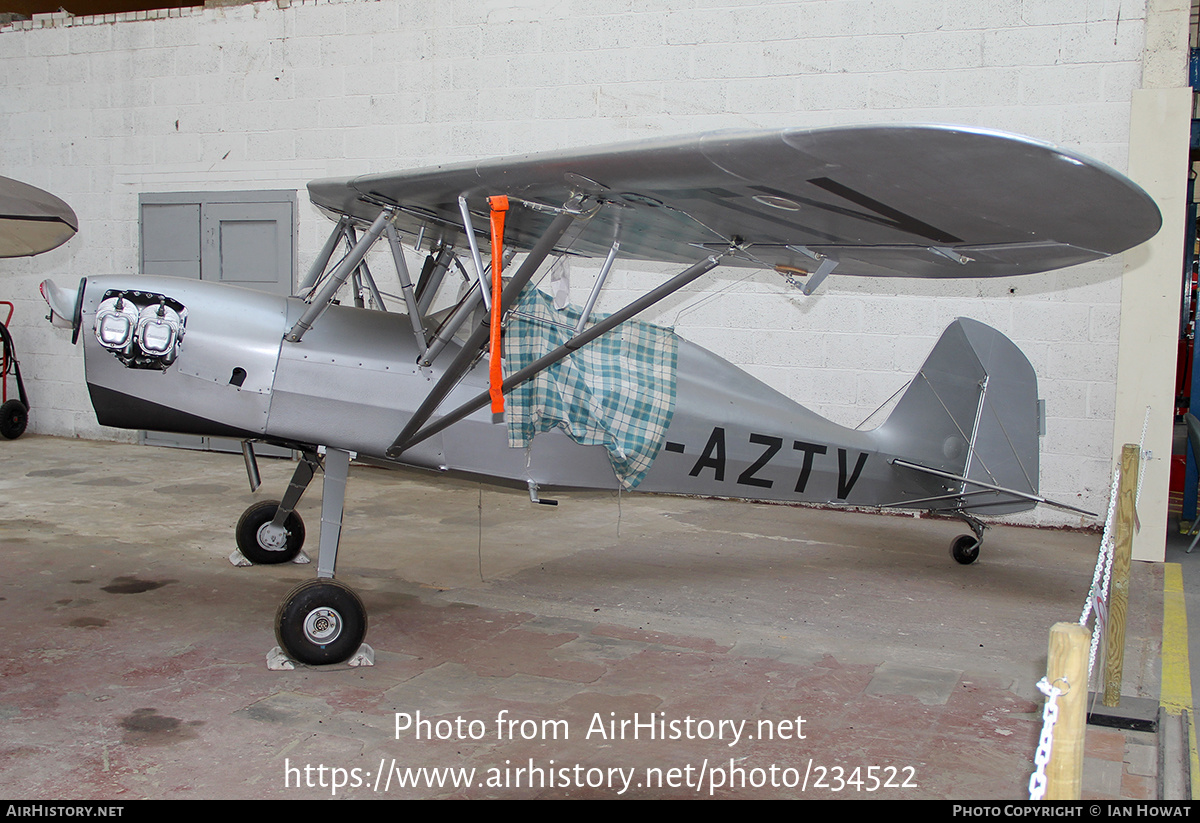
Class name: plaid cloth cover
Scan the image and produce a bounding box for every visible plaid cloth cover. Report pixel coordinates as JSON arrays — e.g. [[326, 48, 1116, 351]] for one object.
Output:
[[503, 286, 679, 489]]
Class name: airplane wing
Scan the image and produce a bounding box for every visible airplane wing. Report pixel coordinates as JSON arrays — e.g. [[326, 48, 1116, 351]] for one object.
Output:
[[307, 124, 1162, 278], [0, 176, 78, 258]]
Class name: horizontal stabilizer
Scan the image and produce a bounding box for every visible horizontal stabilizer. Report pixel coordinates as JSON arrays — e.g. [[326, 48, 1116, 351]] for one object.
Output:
[[886, 458, 1095, 517]]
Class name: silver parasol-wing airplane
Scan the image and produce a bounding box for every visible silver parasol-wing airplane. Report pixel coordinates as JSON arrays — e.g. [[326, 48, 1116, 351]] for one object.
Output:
[[39, 124, 1161, 666]]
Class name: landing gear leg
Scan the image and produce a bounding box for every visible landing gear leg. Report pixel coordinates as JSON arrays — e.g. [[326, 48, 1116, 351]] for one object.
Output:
[[949, 512, 986, 565], [270, 447, 373, 668]]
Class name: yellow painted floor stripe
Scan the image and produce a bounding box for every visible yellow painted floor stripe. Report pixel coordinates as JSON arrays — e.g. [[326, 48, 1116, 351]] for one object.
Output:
[[1160, 563, 1199, 795]]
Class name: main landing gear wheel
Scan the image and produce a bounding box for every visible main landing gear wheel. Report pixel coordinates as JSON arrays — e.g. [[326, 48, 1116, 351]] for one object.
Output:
[[950, 534, 981, 565], [275, 579, 367, 666], [236, 500, 305, 564], [0, 399, 27, 439]]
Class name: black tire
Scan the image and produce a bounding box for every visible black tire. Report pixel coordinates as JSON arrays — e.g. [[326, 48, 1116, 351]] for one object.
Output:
[[235, 500, 305, 564], [275, 579, 367, 666], [950, 534, 980, 565], [0, 399, 27, 440]]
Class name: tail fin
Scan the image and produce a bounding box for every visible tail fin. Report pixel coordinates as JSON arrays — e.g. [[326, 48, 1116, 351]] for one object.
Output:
[[873, 318, 1041, 514]]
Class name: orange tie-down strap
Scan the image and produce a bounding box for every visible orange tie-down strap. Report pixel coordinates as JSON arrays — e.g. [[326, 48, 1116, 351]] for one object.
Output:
[[488, 195, 509, 421]]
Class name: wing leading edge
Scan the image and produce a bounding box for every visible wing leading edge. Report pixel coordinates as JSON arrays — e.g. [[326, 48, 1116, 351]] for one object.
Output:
[[307, 124, 1161, 279], [0, 176, 78, 258]]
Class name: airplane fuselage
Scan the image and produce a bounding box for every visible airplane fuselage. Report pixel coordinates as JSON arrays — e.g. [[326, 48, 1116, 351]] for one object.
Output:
[[72, 274, 947, 510]]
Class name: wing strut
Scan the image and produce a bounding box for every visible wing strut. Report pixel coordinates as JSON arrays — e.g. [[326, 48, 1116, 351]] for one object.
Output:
[[298, 214, 349, 293], [421, 278, 485, 367], [291, 205, 436, 355], [344, 222, 387, 310], [384, 221, 427, 358], [575, 241, 620, 334], [416, 244, 454, 315], [458, 195, 493, 311], [388, 247, 731, 457], [286, 207, 394, 343], [386, 201, 587, 458]]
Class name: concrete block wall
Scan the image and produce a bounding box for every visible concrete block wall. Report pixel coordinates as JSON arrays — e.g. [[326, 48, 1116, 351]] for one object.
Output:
[[0, 0, 1169, 525]]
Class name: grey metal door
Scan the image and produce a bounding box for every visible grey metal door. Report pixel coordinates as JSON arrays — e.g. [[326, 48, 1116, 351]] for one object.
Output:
[[200, 202, 293, 294]]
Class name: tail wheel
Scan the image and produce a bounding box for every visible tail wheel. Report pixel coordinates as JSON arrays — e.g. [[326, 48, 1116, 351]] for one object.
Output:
[[236, 500, 305, 564], [276, 579, 367, 666], [0, 399, 27, 440], [950, 534, 981, 565]]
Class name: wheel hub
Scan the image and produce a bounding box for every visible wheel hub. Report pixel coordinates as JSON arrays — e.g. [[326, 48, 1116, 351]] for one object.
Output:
[[303, 607, 342, 644], [256, 522, 289, 551]]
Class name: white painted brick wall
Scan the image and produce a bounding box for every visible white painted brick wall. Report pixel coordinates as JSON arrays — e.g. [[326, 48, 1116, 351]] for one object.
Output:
[[0, 0, 1165, 525]]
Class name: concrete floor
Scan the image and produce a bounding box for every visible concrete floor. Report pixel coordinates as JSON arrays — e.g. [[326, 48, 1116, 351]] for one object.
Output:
[[0, 435, 1176, 799]]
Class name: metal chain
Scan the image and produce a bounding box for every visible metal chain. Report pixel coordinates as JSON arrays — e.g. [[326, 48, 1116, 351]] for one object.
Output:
[[1134, 405, 1150, 509], [1079, 462, 1119, 625], [1081, 469, 1119, 678], [1032, 409, 1147, 799], [1078, 407, 1148, 678], [1028, 677, 1065, 800], [1088, 549, 1114, 681]]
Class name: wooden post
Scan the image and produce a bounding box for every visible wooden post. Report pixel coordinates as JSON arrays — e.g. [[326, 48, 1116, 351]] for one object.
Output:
[[1044, 621, 1091, 800], [1103, 443, 1138, 707]]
